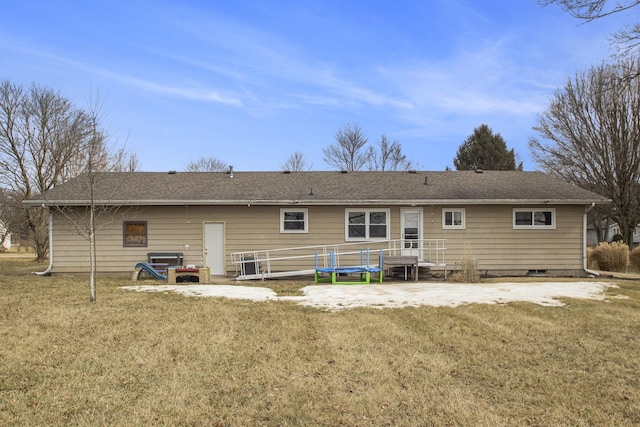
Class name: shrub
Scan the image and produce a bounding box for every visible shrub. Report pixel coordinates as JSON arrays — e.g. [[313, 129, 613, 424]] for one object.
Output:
[[450, 247, 479, 283], [590, 241, 629, 272], [628, 247, 640, 271], [586, 246, 596, 270]]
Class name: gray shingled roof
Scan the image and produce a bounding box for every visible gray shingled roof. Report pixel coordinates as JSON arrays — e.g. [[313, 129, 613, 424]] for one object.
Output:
[[24, 170, 610, 206]]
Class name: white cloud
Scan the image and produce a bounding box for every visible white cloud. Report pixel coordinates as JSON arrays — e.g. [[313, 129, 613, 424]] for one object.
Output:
[[0, 40, 245, 106], [166, 8, 414, 111]]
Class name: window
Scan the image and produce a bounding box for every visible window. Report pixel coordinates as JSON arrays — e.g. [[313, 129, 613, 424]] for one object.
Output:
[[513, 208, 555, 229], [123, 221, 147, 247], [442, 208, 465, 229], [280, 208, 308, 233], [345, 209, 389, 240]]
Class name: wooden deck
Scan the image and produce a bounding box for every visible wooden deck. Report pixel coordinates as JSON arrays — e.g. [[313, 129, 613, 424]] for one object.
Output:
[[383, 255, 419, 281]]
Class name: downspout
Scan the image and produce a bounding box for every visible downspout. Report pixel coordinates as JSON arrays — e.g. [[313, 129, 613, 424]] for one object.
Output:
[[583, 202, 600, 277], [33, 210, 53, 276]]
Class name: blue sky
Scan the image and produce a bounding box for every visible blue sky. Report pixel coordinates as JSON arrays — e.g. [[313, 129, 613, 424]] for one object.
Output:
[[0, 1, 630, 171]]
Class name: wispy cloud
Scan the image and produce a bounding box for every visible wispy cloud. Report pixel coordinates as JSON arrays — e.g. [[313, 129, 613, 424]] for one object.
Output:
[[105, 73, 244, 106], [166, 9, 412, 111], [0, 39, 244, 106], [380, 39, 555, 121]]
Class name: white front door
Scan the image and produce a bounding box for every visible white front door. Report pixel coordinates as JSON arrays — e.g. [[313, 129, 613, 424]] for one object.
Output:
[[204, 222, 225, 275], [401, 208, 423, 259]]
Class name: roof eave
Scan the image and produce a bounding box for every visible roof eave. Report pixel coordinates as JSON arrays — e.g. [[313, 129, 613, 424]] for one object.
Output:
[[25, 198, 611, 207]]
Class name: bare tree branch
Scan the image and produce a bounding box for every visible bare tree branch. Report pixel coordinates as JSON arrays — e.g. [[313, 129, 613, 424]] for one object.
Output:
[[0, 80, 138, 262], [185, 156, 229, 172], [366, 135, 415, 171], [530, 58, 640, 246], [323, 123, 368, 171], [539, 1, 640, 59], [281, 151, 312, 171]]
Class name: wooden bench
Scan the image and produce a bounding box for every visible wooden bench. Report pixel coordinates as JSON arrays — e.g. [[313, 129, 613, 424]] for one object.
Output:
[[147, 252, 184, 274], [383, 255, 419, 281]]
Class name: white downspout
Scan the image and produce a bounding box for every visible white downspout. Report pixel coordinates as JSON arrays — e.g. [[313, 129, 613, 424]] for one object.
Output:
[[33, 210, 53, 276], [583, 203, 599, 277]]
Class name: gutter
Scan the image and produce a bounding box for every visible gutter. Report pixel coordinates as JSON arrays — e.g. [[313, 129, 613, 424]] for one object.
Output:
[[25, 198, 609, 207], [32, 210, 53, 276], [583, 202, 600, 277]]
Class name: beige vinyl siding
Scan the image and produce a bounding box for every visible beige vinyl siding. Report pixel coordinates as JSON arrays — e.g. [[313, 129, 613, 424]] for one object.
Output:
[[52, 206, 206, 274], [424, 205, 584, 274], [50, 203, 587, 276], [51, 205, 352, 275]]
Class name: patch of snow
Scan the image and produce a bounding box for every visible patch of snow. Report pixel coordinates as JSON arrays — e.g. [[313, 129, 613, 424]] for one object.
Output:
[[124, 284, 278, 301], [122, 281, 617, 311]]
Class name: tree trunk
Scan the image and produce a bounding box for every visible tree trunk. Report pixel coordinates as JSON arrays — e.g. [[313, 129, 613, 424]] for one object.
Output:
[[25, 207, 49, 261], [626, 225, 635, 250], [33, 233, 49, 262], [89, 206, 96, 302]]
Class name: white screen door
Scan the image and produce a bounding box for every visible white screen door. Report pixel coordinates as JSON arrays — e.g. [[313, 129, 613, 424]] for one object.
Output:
[[401, 208, 422, 259], [204, 223, 225, 275]]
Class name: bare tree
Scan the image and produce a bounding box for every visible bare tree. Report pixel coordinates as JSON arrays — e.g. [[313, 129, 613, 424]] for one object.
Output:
[[0, 187, 30, 251], [185, 156, 229, 172], [0, 188, 13, 251], [0, 79, 139, 302], [529, 59, 640, 247], [111, 146, 140, 172], [539, 0, 640, 58], [323, 123, 368, 171], [54, 172, 131, 302], [42, 93, 137, 302], [0, 81, 90, 260], [280, 151, 312, 171], [366, 134, 416, 171]]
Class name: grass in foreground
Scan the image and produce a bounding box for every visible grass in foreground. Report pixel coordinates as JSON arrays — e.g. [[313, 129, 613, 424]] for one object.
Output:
[[1, 258, 639, 426]]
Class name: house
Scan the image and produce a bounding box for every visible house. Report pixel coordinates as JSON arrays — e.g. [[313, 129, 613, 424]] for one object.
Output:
[[0, 220, 10, 251], [587, 221, 640, 248], [24, 170, 609, 278]]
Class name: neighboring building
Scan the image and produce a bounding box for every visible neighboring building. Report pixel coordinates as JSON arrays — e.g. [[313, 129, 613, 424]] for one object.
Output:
[[587, 222, 640, 247], [0, 220, 10, 251], [24, 170, 609, 278]]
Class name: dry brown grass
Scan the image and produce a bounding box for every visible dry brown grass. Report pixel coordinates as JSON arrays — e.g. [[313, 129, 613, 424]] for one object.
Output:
[[1, 257, 640, 426], [449, 246, 480, 283], [590, 241, 630, 272], [629, 247, 640, 272]]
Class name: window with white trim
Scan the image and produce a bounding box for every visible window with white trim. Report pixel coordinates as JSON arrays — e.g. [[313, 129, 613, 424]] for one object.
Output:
[[345, 209, 390, 240], [513, 208, 555, 229], [442, 208, 465, 229], [280, 208, 308, 233]]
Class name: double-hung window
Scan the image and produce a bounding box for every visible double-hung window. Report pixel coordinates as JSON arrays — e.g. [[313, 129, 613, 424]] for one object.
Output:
[[280, 208, 308, 233], [513, 208, 555, 229], [345, 209, 389, 240], [442, 208, 465, 229]]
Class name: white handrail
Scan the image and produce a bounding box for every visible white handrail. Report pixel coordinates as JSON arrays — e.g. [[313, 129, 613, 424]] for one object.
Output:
[[231, 239, 446, 279]]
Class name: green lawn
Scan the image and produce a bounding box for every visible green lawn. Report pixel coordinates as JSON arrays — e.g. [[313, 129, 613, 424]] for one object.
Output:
[[1, 258, 639, 426]]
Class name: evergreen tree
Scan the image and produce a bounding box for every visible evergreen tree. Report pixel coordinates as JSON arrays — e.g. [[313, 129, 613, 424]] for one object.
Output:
[[453, 124, 522, 171]]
